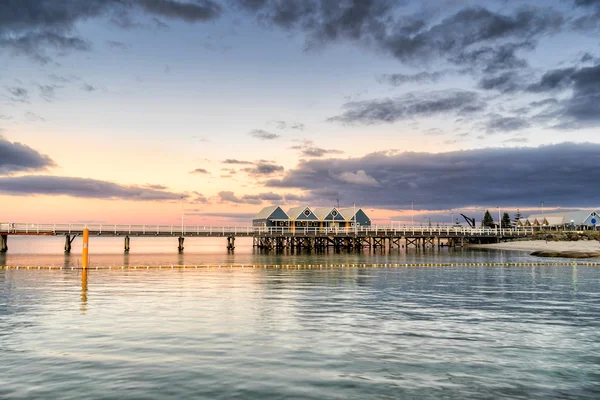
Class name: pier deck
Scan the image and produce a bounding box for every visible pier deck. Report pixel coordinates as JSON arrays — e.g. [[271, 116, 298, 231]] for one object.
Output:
[[0, 222, 533, 253]]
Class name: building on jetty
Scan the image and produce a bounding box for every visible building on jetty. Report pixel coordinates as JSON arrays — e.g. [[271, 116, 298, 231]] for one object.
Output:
[[519, 210, 600, 230], [252, 205, 371, 228]]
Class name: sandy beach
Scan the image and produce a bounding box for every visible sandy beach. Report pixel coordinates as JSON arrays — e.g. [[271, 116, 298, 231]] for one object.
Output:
[[470, 240, 600, 253]]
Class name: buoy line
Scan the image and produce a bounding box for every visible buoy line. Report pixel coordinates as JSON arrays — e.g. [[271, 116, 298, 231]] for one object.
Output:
[[1, 261, 598, 271]]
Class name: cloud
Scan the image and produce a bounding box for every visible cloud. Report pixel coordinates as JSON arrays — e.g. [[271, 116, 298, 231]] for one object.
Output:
[[5, 86, 29, 102], [106, 40, 131, 50], [82, 83, 97, 92], [0, 138, 55, 175], [0, 175, 187, 200], [335, 170, 379, 186], [197, 211, 256, 220], [24, 112, 45, 122], [0, 0, 222, 62], [328, 90, 484, 125], [266, 142, 600, 210], [218, 190, 282, 205], [191, 191, 208, 203], [190, 168, 210, 175], [290, 140, 344, 158], [249, 129, 280, 140], [137, 0, 222, 22], [241, 162, 284, 176], [486, 115, 530, 133], [38, 84, 59, 101], [378, 71, 445, 86], [522, 62, 600, 127], [222, 159, 254, 165], [478, 72, 523, 93], [243, 2, 563, 70], [0, 32, 91, 64], [526, 67, 576, 92], [271, 120, 305, 130]]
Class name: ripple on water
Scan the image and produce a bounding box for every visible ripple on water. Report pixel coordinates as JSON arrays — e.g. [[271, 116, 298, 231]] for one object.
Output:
[[1, 260, 600, 399]]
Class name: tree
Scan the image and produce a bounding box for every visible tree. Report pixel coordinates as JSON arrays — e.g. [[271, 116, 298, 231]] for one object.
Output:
[[514, 209, 522, 223], [502, 212, 511, 227], [482, 210, 495, 228]]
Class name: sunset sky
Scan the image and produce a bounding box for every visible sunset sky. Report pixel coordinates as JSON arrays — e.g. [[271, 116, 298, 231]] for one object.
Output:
[[2, 0, 600, 225]]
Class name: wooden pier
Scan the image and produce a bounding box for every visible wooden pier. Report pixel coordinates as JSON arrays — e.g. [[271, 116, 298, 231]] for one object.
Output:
[[0, 222, 533, 253]]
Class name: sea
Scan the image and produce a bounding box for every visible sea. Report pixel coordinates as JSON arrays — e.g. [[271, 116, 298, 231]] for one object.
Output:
[[1, 236, 600, 399]]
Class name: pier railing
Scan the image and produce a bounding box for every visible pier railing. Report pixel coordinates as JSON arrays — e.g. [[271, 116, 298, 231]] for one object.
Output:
[[0, 223, 533, 237]]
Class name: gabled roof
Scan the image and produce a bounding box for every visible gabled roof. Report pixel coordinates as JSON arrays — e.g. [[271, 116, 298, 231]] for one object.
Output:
[[313, 207, 345, 221], [338, 208, 357, 221], [253, 205, 289, 220], [287, 206, 318, 220]]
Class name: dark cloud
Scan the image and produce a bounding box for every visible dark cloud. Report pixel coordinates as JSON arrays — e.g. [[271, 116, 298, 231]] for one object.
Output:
[[241, 162, 284, 176], [82, 83, 97, 92], [451, 42, 533, 73], [328, 90, 484, 125], [526, 67, 576, 92], [477, 71, 523, 93], [522, 63, 600, 127], [0, 32, 91, 64], [266, 142, 600, 209], [529, 98, 558, 108], [190, 168, 210, 175], [0, 175, 187, 200], [0, 138, 55, 175], [378, 71, 445, 86], [137, 0, 221, 22], [249, 129, 280, 140], [239, 1, 564, 70], [0, 0, 221, 62]]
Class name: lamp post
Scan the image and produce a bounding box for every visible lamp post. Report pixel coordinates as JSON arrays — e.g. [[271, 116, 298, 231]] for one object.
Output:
[[353, 202, 357, 235], [450, 209, 454, 226], [410, 200, 414, 226], [498, 206, 501, 231], [181, 196, 185, 235]]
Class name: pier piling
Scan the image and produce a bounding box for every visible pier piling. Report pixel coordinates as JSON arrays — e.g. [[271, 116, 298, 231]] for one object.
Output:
[[64, 234, 76, 253], [1, 234, 7, 253], [178, 237, 185, 252], [124, 236, 130, 252], [227, 236, 235, 250]]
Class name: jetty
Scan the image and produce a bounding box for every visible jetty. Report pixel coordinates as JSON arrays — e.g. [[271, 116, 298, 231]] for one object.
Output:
[[0, 222, 532, 253]]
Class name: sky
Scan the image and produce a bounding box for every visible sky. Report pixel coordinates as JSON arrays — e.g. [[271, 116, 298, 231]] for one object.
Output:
[[1, 0, 600, 226]]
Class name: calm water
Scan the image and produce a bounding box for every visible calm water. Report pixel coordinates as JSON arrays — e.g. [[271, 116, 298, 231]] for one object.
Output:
[[1, 237, 600, 399]]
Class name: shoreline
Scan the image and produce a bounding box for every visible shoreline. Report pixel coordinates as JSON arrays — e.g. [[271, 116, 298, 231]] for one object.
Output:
[[470, 240, 600, 253]]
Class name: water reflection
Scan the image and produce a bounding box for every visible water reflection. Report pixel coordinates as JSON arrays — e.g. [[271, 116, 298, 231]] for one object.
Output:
[[80, 269, 88, 313], [63, 252, 71, 269]]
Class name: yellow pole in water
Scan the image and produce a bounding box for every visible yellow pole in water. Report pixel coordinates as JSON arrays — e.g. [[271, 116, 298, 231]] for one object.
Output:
[[82, 228, 89, 269]]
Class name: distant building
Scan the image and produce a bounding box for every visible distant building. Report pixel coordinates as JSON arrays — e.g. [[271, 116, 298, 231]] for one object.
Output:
[[252, 205, 371, 228], [518, 210, 600, 230]]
